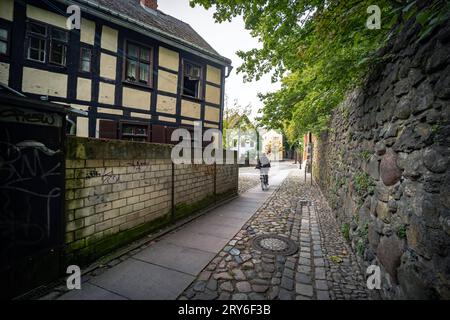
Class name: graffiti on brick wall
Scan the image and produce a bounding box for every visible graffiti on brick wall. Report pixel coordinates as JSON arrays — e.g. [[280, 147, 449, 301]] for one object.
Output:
[[0, 137, 62, 248], [85, 168, 120, 184]]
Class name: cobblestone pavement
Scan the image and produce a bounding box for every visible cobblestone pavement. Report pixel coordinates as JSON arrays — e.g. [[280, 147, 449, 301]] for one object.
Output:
[[179, 169, 369, 300], [238, 175, 260, 194]]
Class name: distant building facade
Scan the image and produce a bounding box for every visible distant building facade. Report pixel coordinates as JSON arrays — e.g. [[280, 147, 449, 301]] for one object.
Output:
[[0, 0, 232, 142]]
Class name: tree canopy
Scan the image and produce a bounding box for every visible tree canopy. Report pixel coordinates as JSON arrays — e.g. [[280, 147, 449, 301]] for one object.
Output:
[[190, 0, 449, 142]]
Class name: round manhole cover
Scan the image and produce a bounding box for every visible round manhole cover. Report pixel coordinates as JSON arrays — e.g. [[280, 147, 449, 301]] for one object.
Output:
[[251, 234, 298, 256]]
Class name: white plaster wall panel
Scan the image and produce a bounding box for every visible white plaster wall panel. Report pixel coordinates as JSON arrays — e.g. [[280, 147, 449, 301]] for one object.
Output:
[[80, 18, 96, 45], [122, 87, 151, 111], [0, 63, 9, 85], [205, 84, 221, 105], [206, 65, 222, 85], [27, 5, 67, 29], [0, 0, 14, 21], [101, 25, 118, 52], [22, 67, 68, 97], [77, 117, 89, 137], [98, 82, 115, 105], [205, 106, 220, 123], [158, 70, 178, 94], [156, 94, 177, 114], [181, 100, 201, 119], [159, 47, 179, 71], [77, 77, 92, 101], [100, 53, 117, 80]]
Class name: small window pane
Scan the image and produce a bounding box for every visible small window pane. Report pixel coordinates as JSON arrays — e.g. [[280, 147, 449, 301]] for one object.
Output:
[[30, 37, 41, 48], [81, 60, 90, 72], [123, 125, 133, 134], [127, 43, 138, 59], [135, 127, 147, 135], [140, 48, 150, 62], [0, 28, 7, 41], [29, 37, 45, 62], [185, 63, 201, 79], [139, 63, 149, 84], [50, 42, 67, 65], [126, 59, 137, 81], [51, 29, 68, 42], [183, 77, 199, 98], [29, 48, 39, 60], [0, 41, 6, 54], [192, 66, 201, 78], [80, 48, 91, 72], [29, 23, 47, 35], [184, 64, 191, 76]]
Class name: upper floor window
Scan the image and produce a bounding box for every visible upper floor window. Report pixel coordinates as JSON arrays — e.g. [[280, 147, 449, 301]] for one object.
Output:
[[80, 47, 92, 72], [26, 21, 68, 66], [49, 28, 68, 66], [124, 41, 152, 86], [0, 27, 9, 55], [182, 61, 202, 99]]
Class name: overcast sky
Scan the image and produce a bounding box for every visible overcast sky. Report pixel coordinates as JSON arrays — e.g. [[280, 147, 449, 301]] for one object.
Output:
[[158, 0, 281, 120]]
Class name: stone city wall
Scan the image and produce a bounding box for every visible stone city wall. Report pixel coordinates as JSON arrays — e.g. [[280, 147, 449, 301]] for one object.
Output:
[[312, 18, 450, 299]]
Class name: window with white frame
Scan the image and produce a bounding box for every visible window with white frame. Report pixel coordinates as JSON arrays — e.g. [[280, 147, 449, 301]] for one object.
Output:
[[26, 21, 69, 66], [182, 61, 203, 99]]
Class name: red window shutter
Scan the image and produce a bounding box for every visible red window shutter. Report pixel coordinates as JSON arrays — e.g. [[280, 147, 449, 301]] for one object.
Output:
[[165, 127, 175, 144], [99, 120, 118, 139], [151, 124, 166, 143]]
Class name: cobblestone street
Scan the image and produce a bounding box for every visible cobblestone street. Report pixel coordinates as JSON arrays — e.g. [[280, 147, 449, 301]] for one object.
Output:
[[179, 169, 369, 300]]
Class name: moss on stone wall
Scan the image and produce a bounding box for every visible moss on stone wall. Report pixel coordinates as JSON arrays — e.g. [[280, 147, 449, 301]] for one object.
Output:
[[312, 18, 450, 299], [65, 213, 172, 266]]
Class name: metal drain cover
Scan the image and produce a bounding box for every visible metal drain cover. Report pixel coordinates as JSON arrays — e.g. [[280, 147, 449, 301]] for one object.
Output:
[[251, 234, 298, 256]]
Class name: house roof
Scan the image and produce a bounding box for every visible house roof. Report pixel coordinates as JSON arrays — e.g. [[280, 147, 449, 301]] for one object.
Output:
[[70, 0, 231, 66]]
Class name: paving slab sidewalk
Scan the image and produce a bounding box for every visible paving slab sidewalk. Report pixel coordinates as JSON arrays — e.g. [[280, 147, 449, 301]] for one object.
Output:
[[57, 165, 292, 300]]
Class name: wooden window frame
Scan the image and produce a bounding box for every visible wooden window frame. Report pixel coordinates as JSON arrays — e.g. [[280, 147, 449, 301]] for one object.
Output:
[[26, 21, 47, 63], [0, 23, 11, 57], [119, 121, 151, 142], [26, 20, 69, 67], [123, 40, 153, 88], [49, 27, 68, 66], [181, 59, 204, 100], [79, 45, 93, 73]]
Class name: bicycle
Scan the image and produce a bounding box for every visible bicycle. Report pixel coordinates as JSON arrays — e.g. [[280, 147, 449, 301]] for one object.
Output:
[[255, 166, 270, 191], [260, 172, 269, 191], [255, 154, 271, 191]]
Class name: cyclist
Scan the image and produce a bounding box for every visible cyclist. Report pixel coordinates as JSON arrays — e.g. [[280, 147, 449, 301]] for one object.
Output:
[[256, 153, 271, 187]]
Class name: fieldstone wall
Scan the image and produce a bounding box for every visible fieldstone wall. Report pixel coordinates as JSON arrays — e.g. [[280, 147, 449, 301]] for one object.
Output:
[[312, 18, 450, 299], [65, 137, 238, 265]]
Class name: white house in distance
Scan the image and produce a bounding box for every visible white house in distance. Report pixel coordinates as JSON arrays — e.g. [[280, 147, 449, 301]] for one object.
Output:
[[226, 127, 284, 163], [226, 127, 258, 163], [261, 129, 284, 162]]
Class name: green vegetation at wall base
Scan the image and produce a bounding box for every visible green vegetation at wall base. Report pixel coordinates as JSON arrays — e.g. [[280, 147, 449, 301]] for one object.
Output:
[[64, 190, 237, 267]]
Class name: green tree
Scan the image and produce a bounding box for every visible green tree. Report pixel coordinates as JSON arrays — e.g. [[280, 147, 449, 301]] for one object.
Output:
[[191, 0, 449, 140], [222, 99, 256, 148]]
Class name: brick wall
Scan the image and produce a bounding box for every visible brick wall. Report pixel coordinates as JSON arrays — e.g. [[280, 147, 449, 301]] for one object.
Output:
[[64, 137, 238, 265]]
